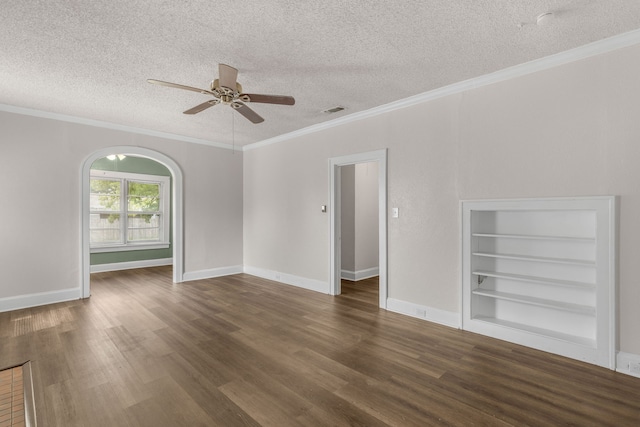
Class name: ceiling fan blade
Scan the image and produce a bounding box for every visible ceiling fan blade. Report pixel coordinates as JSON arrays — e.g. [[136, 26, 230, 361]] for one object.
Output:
[[218, 64, 238, 90], [147, 79, 216, 96], [241, 93, 295, 105], [183, 99, 220, 115], [233, 102, 264, 124]]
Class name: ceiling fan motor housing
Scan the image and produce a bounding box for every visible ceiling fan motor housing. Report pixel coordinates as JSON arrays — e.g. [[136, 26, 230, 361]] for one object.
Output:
[[210, 79, 248, 105], [211, 79, 243, 96]]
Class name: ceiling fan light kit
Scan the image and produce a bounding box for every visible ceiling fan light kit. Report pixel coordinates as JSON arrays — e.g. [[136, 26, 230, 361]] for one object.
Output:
[[148, 64, 295, 124]]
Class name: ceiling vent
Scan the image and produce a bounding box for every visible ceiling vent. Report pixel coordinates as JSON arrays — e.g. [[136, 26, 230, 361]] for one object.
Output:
[[322, 106, 345, 114]]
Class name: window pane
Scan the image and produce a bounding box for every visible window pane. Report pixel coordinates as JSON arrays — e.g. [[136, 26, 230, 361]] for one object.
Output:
[[89, 213, 122, 244], [90, 179, 120, 211], [127, 214, 160, 241], [128, 181, 160, 212]]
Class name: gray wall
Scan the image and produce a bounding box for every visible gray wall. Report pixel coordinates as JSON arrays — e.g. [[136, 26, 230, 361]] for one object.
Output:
[[340, 163, 379, 276], [0, 113, 243, 301], [354, 162, 379, 273], [340, 165, 356, 273], [243, 43, 640, 355]]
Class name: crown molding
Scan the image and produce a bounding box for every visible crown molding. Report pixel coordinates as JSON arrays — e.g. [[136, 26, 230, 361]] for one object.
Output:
[[3, 27, 640, 153], [0, 103, 235, 151], [243, 27, 640, 152]]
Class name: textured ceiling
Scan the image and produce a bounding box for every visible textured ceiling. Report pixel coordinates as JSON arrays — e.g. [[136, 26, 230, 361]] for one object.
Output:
[[2, 1, 640, 148]]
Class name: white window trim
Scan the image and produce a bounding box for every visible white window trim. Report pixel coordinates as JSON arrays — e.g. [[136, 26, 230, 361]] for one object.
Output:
[[90, 243, 170, 253], [90, 169, 170, 253]]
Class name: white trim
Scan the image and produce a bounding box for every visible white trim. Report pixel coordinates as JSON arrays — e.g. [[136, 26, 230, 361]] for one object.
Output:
[[465, 319, 605, 366], [341, 267, 379, 281], [90, 169, 171, 182], [329, 149, 387, 308], [243, 28, 640, 152], [182, 265, 244, 281], [340, 270, 357, 281], [616, 351, 640, 378], [82, 146, 185, 298], [90, 258, 173, 273], [386, 298, 460, 329], [0, 288, 80, 313], [90, 243, 170, 253], [244, 266, 328, 294], [0, 103, 234, 151]]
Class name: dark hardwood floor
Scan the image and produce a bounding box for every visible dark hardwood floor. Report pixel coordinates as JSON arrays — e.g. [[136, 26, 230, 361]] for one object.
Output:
[[1, 267, 639, 426]]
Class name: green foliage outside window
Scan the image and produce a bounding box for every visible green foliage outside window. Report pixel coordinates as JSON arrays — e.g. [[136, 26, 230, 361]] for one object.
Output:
[[91, 179, 160, 223], [128, 182, 160, 213]]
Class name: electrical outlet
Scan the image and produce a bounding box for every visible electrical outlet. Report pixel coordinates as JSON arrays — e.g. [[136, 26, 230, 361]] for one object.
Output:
[[416, 308, 426, 318], [630, 362, 640, 375]]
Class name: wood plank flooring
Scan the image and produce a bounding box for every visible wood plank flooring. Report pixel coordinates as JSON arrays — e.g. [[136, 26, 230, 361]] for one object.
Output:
[[1, 267, 639, 426]]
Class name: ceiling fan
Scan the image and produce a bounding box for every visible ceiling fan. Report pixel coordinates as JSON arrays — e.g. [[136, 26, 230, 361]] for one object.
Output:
[[147, 64, 295, 124]]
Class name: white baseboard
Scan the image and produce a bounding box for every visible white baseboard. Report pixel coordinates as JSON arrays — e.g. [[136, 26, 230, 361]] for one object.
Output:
[[616, 351, 640, 378], [341, 267, 379, 281], [386, 298, 460, 329], [0, 287, 81, 313], [244, 266, 329, 294], [90, 258, 173, 273], [182, 265, 244, 282]]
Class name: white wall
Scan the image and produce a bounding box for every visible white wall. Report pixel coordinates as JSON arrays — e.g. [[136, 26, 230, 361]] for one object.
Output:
[[243, 43, 640, 356], [0, 111, 243, 304], [340, 165, 356, 272], [340, 162, 379, 279], [354, 162, 379, 273]]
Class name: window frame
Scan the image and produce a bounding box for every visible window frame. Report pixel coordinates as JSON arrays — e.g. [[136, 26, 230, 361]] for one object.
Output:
[[89, 169, 170, 253]]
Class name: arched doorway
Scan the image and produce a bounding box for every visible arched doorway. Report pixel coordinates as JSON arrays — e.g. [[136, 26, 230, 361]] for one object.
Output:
[[81, 146, 184, 298]]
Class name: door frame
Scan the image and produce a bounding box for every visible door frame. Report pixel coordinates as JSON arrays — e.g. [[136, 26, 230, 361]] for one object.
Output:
[[81, 146, 184, 298], [329, 149, 387, 308]]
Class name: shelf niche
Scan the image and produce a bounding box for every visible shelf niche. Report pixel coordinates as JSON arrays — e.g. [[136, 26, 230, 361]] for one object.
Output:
[[461, 197, 616, 369]]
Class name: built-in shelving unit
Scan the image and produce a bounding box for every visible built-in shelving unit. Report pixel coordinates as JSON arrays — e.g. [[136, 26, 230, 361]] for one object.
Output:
[[461, 197, 616, 369]]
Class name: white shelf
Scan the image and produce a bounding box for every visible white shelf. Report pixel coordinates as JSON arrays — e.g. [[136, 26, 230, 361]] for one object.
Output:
[[471, 288, 595, 315], [472, 316, 596, 348], [462, 197, 616, 369], [472, 270, 595, 289], [472, 233, 595, 242], [472, 251, 595, 267]]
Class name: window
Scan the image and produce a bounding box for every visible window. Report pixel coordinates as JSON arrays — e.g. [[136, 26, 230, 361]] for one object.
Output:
[[90, 170, 170, 252]]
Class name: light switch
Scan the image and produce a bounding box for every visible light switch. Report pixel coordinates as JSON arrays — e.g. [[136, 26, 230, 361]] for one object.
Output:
[[321, 205, 327, 213], [392, 207, 399, 218]]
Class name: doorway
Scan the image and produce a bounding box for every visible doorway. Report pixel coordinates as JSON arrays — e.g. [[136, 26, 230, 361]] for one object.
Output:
[[329, 149, 387, 309], [340, 161, 379, 290], [81, 146, 184, 298]]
